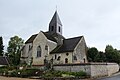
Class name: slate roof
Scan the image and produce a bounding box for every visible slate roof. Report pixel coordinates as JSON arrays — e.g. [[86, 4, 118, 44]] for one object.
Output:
[[42, 31, 65, 42], [25, 31, 59, 44], [25, 34, 38, 44], [25, 31, 65, 44], [50, 36, 83, 54], [0, 56, 10, 65], [51, 32, 65, 39], [41, 31, 57, 42], [49, 11, 62, 26], [25, 31, 83, 54]]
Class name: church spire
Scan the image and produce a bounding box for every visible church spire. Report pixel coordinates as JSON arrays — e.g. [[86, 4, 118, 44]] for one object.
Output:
[[49, 11, 62, 35], [49, 11, 62, 26]]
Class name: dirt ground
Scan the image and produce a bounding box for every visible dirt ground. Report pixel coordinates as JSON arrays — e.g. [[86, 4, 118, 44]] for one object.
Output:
[[0, 76, 40, 80]]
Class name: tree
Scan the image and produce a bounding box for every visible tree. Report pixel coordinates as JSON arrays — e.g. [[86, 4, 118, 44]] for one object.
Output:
[[105, 45, 120, 63], [0, 37, 4, 56], [105, 45, 114, 54], [7, 36, 24, 65], [87, 47, 99, 62], [98, 51, 106, 62]]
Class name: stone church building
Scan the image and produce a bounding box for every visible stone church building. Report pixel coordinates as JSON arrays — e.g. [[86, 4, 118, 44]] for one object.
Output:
[[21, 11, 88, 66]]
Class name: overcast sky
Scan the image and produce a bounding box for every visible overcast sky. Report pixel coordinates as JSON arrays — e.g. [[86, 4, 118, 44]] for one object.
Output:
[[1, 0, 120, 52]]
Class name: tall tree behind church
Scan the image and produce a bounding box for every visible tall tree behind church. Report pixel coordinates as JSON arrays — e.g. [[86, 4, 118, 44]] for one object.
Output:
[[0, 37, 4, 56], [105, 45, 120, 63], [7, 36, 24, 65]]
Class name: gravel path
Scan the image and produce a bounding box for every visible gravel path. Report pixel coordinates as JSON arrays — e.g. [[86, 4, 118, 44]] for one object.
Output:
[[0, 76, 40, 80]]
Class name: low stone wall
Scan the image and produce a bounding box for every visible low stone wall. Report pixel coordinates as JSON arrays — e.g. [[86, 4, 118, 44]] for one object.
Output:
[[53, 63, 119, 77], [107, 63, 119, 76], [90, 63, 108, 77]]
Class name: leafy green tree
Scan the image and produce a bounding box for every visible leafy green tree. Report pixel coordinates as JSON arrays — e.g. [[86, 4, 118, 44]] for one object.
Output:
[[105, 45, 120, 63], [7, 36, 24, 65], [87, 45, 120, 63], [0, 37, 4, 56], [98, 51, 106, 62], [87, 47, 99, 62], [105, 45, 114, 54]]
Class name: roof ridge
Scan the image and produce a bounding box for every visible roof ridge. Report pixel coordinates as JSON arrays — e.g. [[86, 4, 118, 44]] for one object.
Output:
[[32, 34, 38, 36], [25, 34, 38, 44], [41, 31, 57, 42], [65, 36, 83, 40]]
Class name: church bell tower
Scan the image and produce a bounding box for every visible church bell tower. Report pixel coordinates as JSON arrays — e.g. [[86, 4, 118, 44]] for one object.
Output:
[[49, 11, 62, 36]]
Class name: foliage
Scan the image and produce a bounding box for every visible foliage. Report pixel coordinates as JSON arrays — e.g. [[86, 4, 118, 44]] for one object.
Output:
[[0, 65, 87, 78], [0, 66, 9, 76], [73, 71, 87, 77], [21, 68, 42, 77], [9, 68, 42, 78], [96, 51, 106, 62], [87, 45, 120, 64], [7, 36, 24, 65], [0, 65, 43, 78], [43, 70, 62, 77], [105, 45, 120, 63], [105, 45, 114, 53], [0, 66, 18, 76], [43, 70, 87, 78], [87, 47, 99, 62], [0, 66, 16, 71], [0, 37, 4, 56]]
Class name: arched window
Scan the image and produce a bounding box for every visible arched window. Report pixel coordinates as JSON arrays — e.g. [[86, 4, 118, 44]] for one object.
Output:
[[37, 46, 41, 57], [65, 58, 68, 63]]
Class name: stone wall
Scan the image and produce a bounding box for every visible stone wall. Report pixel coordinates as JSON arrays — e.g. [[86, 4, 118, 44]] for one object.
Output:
[[90, 63, 108, 77], [50, 52, 73, 64], [53, 63, 119, 77], [32, 31, 57, 65], [73, 37, 88, 63], [21, 43, 33, 64], [107, 63, 119, 76]]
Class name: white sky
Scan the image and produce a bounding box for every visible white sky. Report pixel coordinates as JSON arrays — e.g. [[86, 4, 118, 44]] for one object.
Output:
[[1, 0, 120, 51]]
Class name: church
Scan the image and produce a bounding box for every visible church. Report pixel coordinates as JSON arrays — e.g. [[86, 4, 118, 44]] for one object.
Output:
[[21, 11, 88, 66]]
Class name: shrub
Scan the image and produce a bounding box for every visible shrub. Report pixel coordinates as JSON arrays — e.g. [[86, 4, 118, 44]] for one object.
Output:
[[10, 70, 19, 77], [9, 68, 43, 78], [43, 70, 87, 78], [0, 66, 8, 76], [74, 71, 87, 77], [51, 71, 62, 77], [7, 66, 17, 70], [43, 70, 62, 77], [20, 69, 39, 77]]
